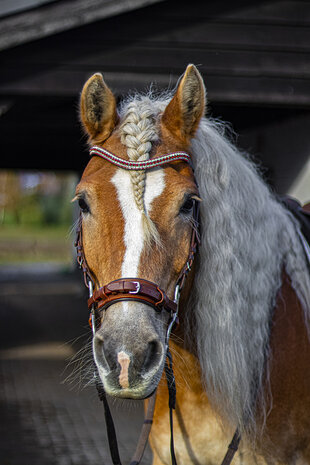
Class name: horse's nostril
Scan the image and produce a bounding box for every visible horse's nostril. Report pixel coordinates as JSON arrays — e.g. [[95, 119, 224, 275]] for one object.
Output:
[[94, 336, 114, 372], [143, 340, 162, 374]]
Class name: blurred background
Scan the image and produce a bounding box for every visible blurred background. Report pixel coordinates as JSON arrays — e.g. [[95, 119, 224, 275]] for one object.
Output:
[[0, 171, 76, 266], [0, 0, 309, 464]]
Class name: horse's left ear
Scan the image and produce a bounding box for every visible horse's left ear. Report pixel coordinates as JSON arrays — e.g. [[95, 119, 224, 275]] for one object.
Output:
[[80, 73, 118, 144], [161, 64, 206, 144]]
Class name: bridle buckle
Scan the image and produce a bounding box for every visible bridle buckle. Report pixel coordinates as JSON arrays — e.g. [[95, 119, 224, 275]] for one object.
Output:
[[88, 280, 96, 336], [174, 284, 180, 304], [129, 281, 141, 294]]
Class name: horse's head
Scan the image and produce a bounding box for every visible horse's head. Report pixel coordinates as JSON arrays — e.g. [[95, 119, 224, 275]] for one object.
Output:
[[76, 65, 205, 399]]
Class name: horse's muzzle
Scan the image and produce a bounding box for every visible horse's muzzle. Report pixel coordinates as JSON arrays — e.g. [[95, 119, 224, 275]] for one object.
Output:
[[92, 301, 166, 398]]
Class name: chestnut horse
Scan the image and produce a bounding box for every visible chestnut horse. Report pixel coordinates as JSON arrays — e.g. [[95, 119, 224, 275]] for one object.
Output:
[[75, 65, 310, 465]]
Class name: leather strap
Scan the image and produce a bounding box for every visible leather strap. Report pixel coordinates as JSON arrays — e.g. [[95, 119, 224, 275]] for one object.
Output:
[[88, 278, 177, 314], [279, 196, 310, 246], [176, 199, 199, 291], [219, 429, 241, 465], [75, 217, 94, 290], [129, 391, 157, 465], [164, 348, 178, 465]]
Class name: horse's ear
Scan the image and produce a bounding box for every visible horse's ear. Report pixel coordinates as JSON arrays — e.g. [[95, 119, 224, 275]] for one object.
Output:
[[161, 64, 206, 144], [80, 73, 118, 144]]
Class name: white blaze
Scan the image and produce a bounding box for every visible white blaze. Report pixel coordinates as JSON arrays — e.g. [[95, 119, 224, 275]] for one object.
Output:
[[111, 168, 165, 277]]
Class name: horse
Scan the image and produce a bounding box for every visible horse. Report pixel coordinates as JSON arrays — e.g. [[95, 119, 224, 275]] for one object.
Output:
[[75, 64, 310, 465]]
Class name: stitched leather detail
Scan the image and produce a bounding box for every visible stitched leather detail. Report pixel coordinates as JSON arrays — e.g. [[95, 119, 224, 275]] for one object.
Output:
[[88, 278, 177, 314]]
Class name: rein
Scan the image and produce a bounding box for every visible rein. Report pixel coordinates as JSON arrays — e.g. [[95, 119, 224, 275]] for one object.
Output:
[[75, 146, 240, 465]]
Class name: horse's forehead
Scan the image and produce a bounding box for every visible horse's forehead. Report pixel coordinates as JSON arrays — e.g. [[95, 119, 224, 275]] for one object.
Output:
[[81, 130, 194, 193], [78, 135, 196, 285], [79, 134, 127, 188]]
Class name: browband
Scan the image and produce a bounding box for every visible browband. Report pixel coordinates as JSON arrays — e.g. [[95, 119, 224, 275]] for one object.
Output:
[[90, 145, 191, 170]]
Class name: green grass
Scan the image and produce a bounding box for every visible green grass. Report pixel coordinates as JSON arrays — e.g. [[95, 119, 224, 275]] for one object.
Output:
[[0, 224, 74, 239], [0, 224, 75, 264]]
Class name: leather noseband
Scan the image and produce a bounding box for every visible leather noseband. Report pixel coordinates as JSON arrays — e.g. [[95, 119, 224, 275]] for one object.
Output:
[[88, 278, 177, 314]]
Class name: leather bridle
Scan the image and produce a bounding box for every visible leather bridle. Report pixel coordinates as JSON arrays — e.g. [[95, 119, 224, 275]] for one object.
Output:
[[75, 146, 199, 339], [75, 145, 240, 465]]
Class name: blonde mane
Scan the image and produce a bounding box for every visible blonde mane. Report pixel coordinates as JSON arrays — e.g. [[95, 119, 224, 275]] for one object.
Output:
[[118, 94, 310, 435], [189, 118, 310, 435]]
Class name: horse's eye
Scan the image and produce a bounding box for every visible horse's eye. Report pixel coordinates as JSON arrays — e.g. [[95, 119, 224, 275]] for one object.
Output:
[[179, 196, 194, 215], [78, 197, 90, 213]]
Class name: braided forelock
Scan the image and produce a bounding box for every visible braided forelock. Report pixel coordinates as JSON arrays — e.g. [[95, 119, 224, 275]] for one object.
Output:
[[119, 97, 161, 244]]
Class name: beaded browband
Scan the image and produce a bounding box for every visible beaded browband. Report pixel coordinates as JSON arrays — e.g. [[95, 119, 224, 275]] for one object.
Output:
[[90, 145, 191, 170]]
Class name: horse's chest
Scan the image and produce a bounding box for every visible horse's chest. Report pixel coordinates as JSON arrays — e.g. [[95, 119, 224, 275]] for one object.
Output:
[[150, 390, 227, 465], [150, 397, 263, 465], [149, 342, 264, 465]]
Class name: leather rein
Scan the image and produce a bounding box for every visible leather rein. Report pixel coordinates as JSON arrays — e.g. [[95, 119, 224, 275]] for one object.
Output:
[[75, 145, 240, 465]]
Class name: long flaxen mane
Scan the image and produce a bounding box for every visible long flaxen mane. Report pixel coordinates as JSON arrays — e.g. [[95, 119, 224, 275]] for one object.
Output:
[[190, 119, 310, 435], [118, 93, 310, 435]]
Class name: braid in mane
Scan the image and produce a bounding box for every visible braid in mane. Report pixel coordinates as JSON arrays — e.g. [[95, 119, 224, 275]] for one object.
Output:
[[119, 97, 160, 244]]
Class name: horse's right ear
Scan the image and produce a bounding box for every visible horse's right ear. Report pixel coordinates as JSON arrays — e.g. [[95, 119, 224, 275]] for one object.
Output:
[[80, 73, 118, 144]]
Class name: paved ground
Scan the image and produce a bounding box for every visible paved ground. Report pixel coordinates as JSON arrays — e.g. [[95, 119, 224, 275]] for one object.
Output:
[[0, 266, 152, 465]]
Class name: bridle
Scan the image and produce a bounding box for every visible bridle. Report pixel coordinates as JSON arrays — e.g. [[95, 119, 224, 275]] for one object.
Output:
[[75, 146, 199, 339], [75, 145, 240, 465]]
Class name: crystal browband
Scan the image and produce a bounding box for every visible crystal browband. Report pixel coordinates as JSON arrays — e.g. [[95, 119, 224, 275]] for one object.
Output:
[[90, 145, 191, 170]]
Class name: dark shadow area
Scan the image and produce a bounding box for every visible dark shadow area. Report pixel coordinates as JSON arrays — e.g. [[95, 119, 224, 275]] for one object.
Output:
[[0, 267, 152, 465]]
